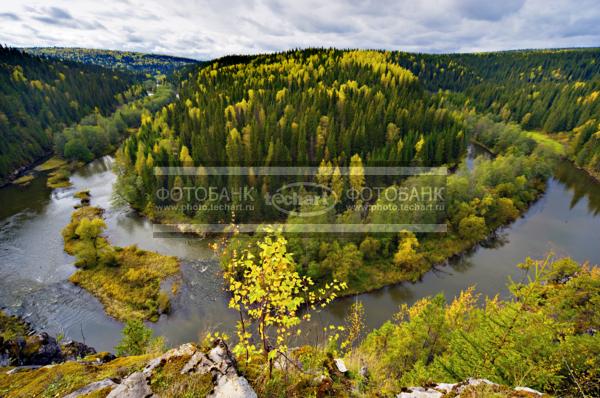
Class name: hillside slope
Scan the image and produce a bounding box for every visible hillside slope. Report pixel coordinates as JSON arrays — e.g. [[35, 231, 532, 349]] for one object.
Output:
[[117, 49, 467, 221], [0, 46, 134, 183]]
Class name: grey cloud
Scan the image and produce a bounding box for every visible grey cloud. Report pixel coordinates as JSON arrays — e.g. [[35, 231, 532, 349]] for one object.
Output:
[[32, 16, 61, 25], [293, 17, 359, 34], [457, 0, 525, 21], [0, 12, 20, 21], [48, 6, 73, 20], [1, 0, 597, 60], [26, 6, 105, 30], [240, 17, 290, 37], [32, 16, 105, 30], [562, 22, 600, 38], [127, 34, 144, 43]]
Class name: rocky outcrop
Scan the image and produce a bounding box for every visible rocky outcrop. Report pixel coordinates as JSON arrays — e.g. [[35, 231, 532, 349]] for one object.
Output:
[[397, 378, 545, 397], [63, 379, 118, 398], [0, 332, 97, 367], [1, 310, 98, 367], [107, 371, 155, 398], [60, 340, 98, 361], [185, 339, 256, 398], [69, 340, 257, 398]]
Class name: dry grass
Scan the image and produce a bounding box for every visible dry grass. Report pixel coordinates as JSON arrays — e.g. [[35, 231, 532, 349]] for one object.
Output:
[[0, 310, 30, 341], [47, 166, 72, 188], [34, 156, 67, 172], [12, 174, 34, 186], [63, 206, 180, 322], [69, 245, 180, 322], [0, 354, 151, 398]]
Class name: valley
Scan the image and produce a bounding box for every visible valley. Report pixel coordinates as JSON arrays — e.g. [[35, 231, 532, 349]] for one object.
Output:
[[1, 45, 599, 397]]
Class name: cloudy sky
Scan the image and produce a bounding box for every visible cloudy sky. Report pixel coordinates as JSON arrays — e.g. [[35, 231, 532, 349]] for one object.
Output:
[[0, 0, 599, 60]]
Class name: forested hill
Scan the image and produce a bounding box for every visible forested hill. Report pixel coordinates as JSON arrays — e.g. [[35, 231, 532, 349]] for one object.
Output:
[[0, 46, 134, 182], [393, 48, 600, 91], [392, 48, 600, 178], [118, 49, 467, 218], [23, 47, 203, 75]]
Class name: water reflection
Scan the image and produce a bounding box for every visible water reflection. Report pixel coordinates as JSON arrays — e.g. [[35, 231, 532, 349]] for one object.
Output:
[[0, 174, 52, 220], [553, 161, 600, 215]]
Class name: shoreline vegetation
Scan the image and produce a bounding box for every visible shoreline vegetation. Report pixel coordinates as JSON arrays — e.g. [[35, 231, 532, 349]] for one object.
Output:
[[121, 112, 559, 299], [61, 196, 180, 322], [8, 155, 81, 189]]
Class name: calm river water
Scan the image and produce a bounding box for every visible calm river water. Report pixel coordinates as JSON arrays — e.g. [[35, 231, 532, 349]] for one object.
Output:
[[0, 151, 599, 351]]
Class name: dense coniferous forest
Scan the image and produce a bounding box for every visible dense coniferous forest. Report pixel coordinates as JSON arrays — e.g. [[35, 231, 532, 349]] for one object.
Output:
[[116, 49, 467, 219], [392, 48, 600, 178], [23, 47, 202, 75], [0, 46, 135, 183], [52, 83, 176, 165]]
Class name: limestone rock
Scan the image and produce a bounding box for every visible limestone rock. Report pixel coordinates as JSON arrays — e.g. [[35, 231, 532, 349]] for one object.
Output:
[[397, 379, 545, 397], [209, 372, 257, 398], [63, 378, 117, 398], [515, 386, 543, 395], [143, 342, 198, 376], [181, 351, 213, 375], [397, 387, 443, 398], [434, 383, 456, 393], [334, 358, 347, 373], [178, 339, 256, 398], [100, 345, 203, 398], [163, 342, 197, 359], [208, 339, 236, 375], [106, 371, 155, 398], [455, 378, 495, 394], [5, 365, 42, 374]]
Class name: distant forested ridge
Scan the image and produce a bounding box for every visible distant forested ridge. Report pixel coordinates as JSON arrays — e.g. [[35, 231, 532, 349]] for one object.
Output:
[[0, 46, 135, 183], [23, 47, 203, 75], [392, 48, 600, 178]]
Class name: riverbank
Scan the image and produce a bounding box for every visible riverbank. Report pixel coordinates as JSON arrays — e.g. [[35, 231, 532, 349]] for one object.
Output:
[[516, 127, 600, 184], [337, 187, 544, 297], [3, 255, 590, 397], [1, 310, 100, 368], [1, 81, 175, 191], [0, 152, 54, 188], [119, 146, 550, 300]]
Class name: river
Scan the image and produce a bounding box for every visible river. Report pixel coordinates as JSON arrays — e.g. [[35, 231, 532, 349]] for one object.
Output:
[[0, 151, 599, 352]]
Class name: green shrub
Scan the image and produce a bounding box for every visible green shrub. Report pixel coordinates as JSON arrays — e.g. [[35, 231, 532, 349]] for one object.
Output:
[[115, 319, 156, 356]]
